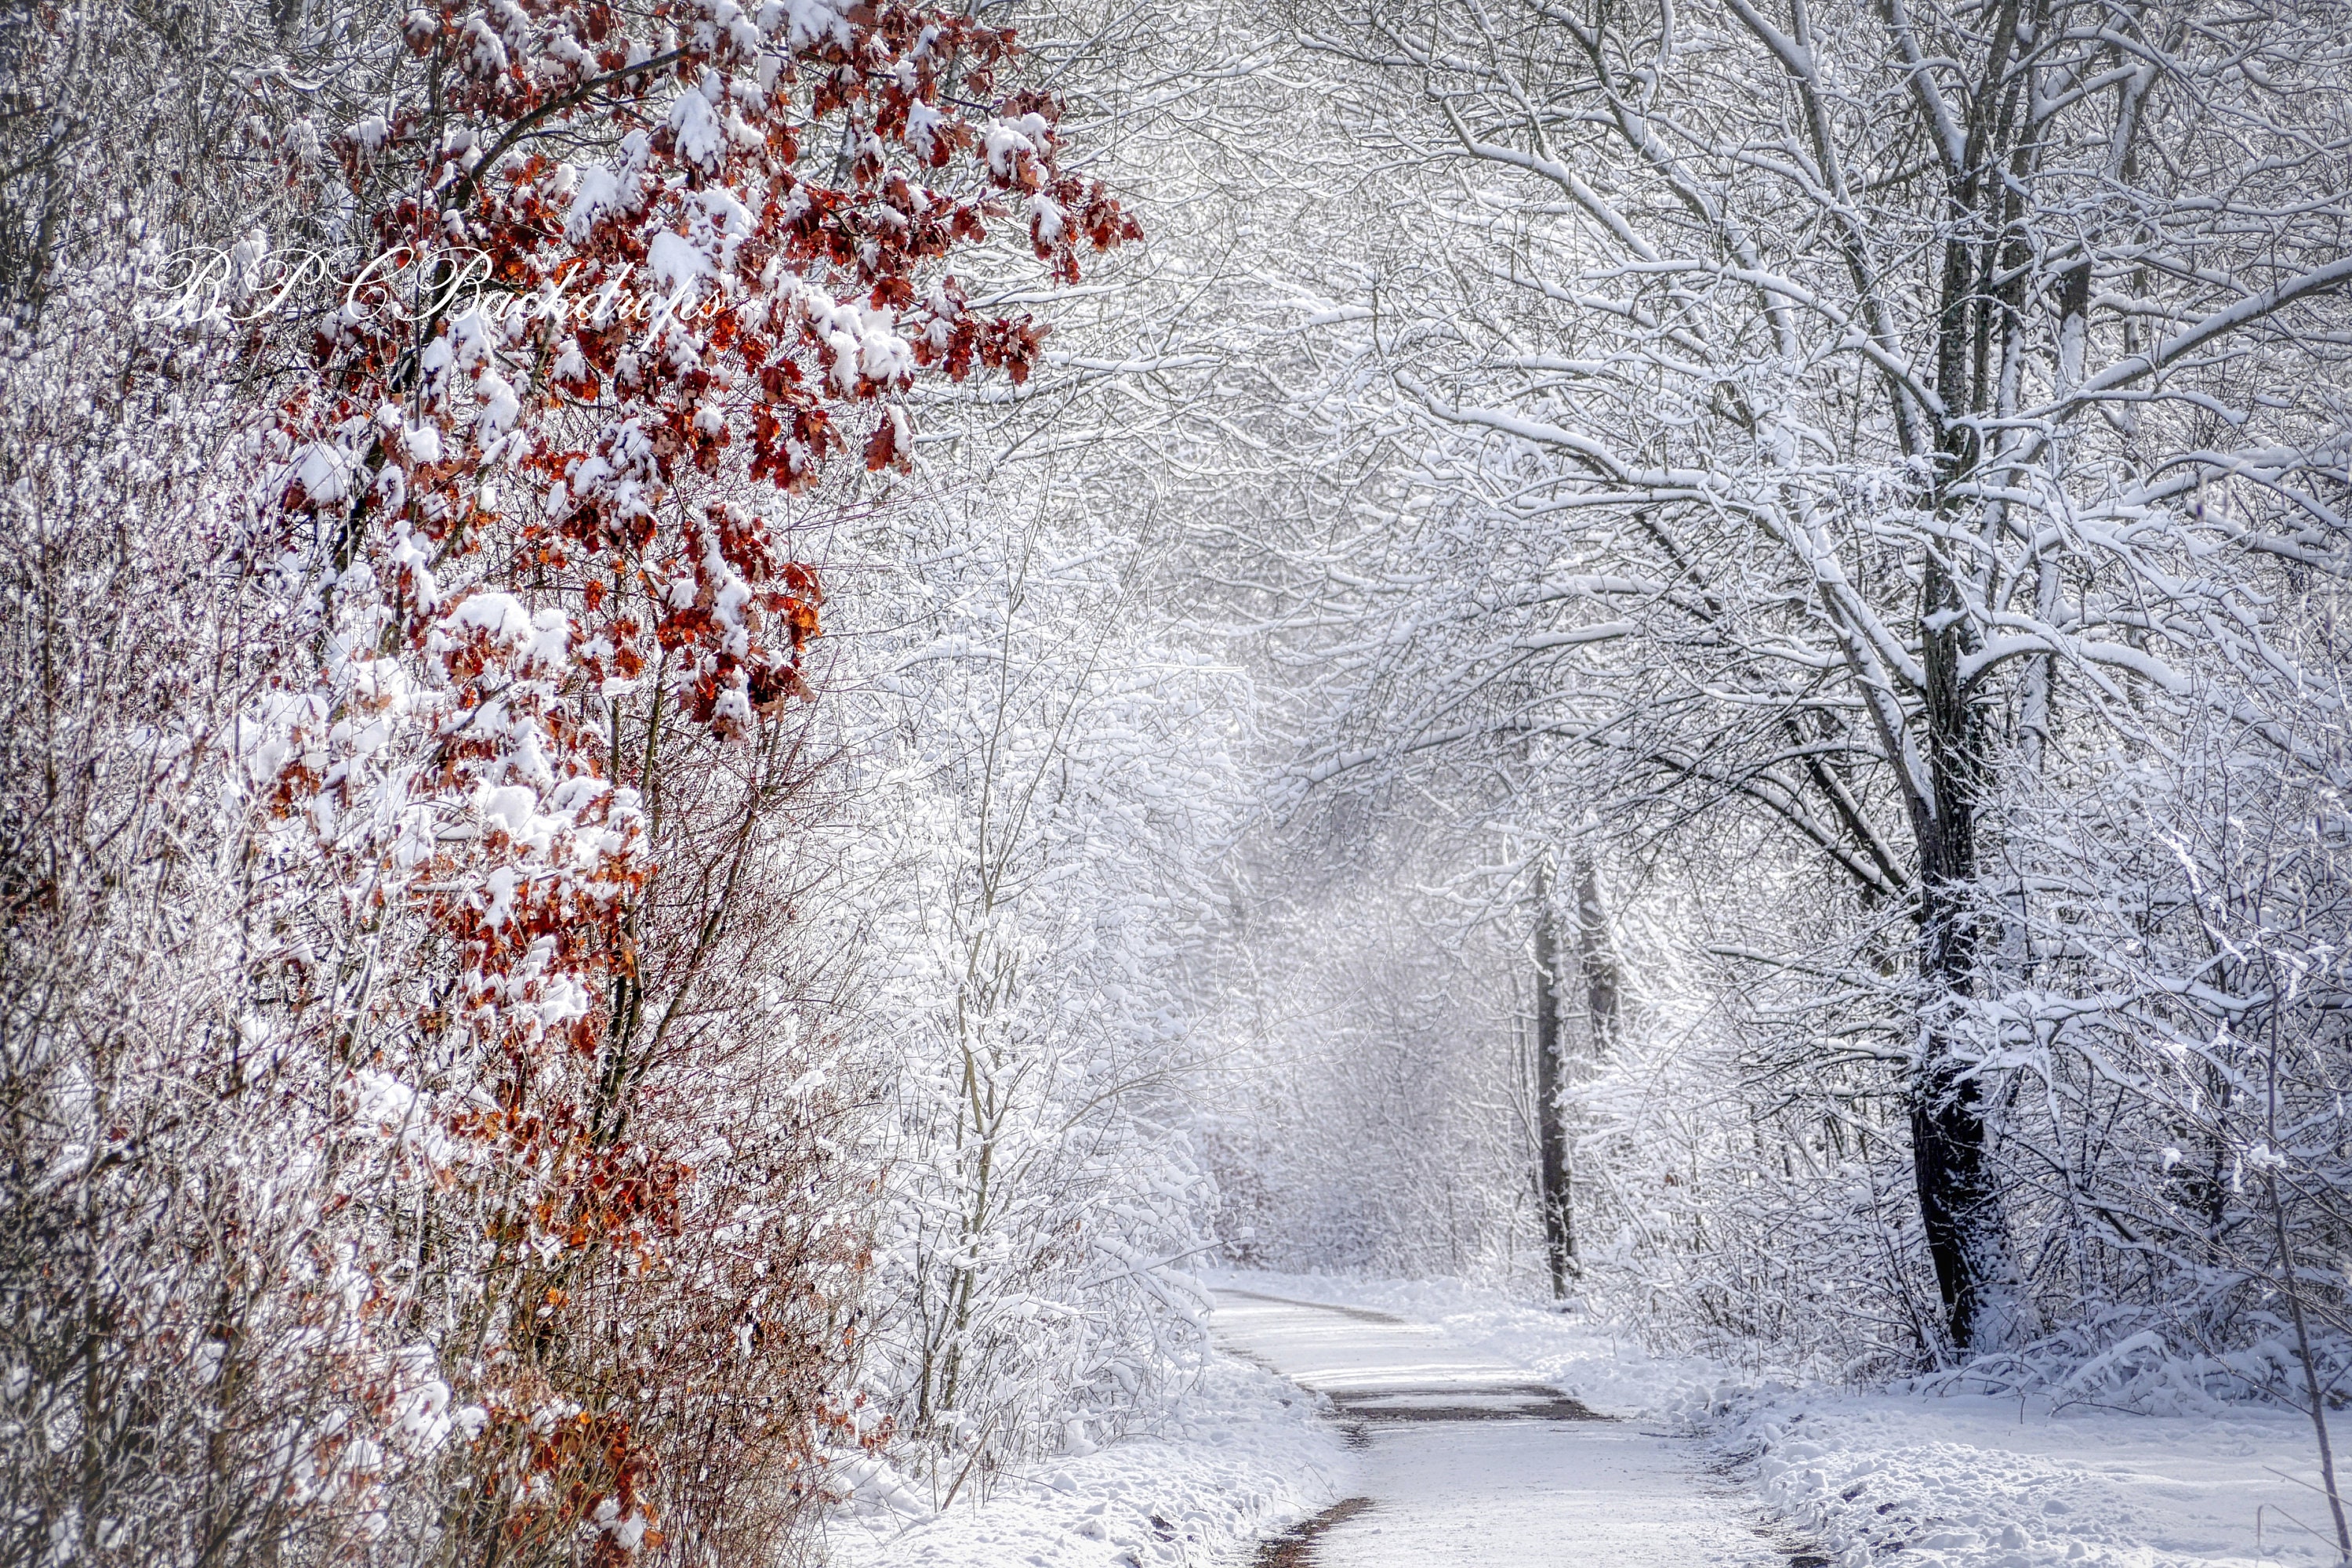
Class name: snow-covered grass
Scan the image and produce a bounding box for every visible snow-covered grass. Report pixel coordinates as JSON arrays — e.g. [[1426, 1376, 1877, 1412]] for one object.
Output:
[[821, 1349, 1349, 1568], [1209, 1269, 2352, 1568], [1702, 1387, 2347, 1568]]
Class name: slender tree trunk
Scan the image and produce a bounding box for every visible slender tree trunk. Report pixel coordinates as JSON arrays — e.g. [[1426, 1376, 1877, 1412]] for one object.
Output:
[[2269, 1167, 2352, 1563], [1534, 860, 1573, 1298], [1573, 860, 1620, 1054], [2260, 1005, 2352, 1564]]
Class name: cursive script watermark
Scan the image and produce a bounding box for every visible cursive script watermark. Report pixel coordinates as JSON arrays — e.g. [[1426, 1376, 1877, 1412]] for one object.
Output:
[[141, 244, 727, 333]]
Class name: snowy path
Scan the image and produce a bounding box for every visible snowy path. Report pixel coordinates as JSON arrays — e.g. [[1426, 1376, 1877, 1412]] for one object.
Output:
[[1211, 1288, 1788, 1568]]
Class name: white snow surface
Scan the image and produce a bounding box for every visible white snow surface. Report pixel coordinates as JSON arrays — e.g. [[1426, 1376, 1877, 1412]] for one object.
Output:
[[826, 1270, 2352, 1568], [1211, 1281, 1783, 1568], [1214, 1269, 2352, 1568], [1713, 1388, 2347, 1568], [821, 1348, 1347, 1568]]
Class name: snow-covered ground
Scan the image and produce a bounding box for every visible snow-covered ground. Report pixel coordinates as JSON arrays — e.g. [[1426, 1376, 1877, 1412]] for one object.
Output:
[[1214, 1284, 1783, 1566], [1715, 1388, 2346, 1568], [826, 1269, 2352, 1567], [1219, 1269, 2352, 1568], [820, 1348, 1348, 1568]]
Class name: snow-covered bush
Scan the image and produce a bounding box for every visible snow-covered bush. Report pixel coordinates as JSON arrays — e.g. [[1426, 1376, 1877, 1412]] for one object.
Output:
[[822, 489, 1247, 1491]]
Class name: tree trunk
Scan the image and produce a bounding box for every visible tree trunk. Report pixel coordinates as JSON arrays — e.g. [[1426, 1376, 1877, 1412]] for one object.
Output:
[[1907, 1045, 2016, 1356], [1573, 860, 1621, 1055], [1911, 550, 2025, 1357], [1534, 861, 1574, 1299]]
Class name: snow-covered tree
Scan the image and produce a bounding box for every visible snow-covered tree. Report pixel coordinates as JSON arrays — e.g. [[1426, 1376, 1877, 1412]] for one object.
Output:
[[2, 0, 1142, 1557], [1262, 0, 2352, 1356]]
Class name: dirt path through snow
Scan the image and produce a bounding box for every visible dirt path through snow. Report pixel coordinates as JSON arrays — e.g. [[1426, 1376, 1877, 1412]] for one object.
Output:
[[1212, 1288, 1795, 1568]]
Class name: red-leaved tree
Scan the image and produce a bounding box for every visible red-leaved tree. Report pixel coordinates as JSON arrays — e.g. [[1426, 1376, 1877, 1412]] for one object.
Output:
[[242, 0, 1138, 1558]]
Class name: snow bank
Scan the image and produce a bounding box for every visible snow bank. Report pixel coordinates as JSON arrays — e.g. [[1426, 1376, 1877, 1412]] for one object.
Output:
[[1694, 1386, 2349, 1568], [823, 1350, 1349, 1568]]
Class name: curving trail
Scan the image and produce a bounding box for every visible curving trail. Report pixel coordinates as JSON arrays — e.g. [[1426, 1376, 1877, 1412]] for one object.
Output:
[[1212, 1288, 1794, 1568]]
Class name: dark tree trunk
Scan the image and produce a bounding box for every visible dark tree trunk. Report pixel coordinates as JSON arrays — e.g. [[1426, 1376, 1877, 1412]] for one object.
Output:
[[1573, 861, 1621, 1054], [1534, 862, 1574, 1299], [1909, 547, 2022, 1357], [1908, 3, 2031, 1344], [1908, 1046, 2008, 1356]]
